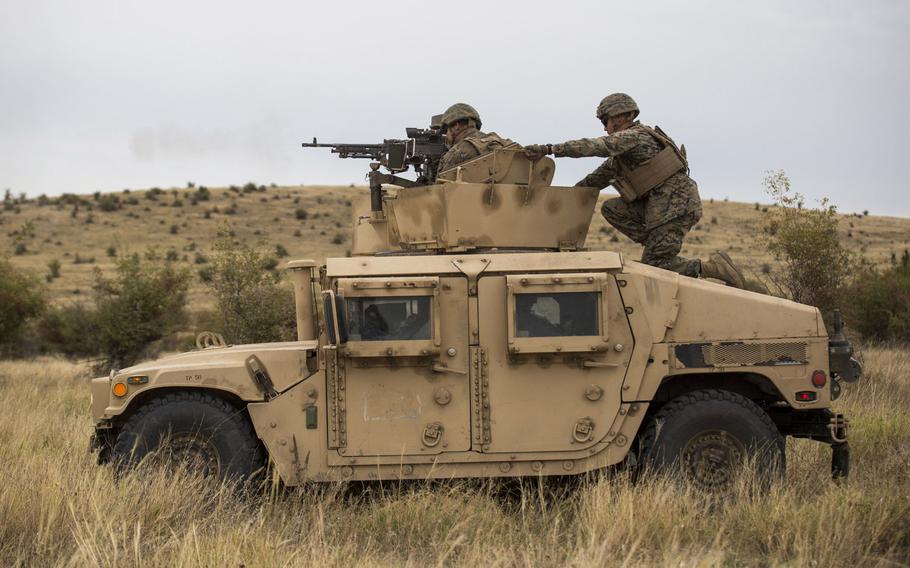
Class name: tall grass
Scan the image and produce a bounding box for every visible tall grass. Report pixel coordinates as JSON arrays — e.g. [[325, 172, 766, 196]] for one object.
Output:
[[1, 347, 908, 567]]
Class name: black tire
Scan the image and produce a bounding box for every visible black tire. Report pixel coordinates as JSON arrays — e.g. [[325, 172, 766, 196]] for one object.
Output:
[[112, 391, 265, 482], [638, 389, 784, 491]]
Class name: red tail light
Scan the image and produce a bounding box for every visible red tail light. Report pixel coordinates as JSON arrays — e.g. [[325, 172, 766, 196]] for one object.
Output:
[[796, 391, 818, 402], [811, 370, 827, 388]]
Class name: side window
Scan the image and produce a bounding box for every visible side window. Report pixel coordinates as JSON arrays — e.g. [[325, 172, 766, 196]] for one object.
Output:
[[506, 273, 609, 354], [348, 296, 431, 341], [515, 292, 599, 338], [336, 277, 440, 357]]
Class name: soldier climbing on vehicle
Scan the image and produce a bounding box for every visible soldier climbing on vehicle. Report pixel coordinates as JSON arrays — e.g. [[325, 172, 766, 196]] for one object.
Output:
[[524, 93, 746, 289]]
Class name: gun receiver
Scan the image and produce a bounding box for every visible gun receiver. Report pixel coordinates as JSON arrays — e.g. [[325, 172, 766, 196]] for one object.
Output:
[[302, 126, 447, 215]]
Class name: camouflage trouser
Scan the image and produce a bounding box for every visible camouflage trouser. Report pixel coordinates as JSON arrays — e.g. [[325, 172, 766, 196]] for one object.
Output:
[[602, 189, 702, 277]]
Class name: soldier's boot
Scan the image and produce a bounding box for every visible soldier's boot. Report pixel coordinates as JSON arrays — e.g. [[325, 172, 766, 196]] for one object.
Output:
[[700, 251, 746, 289]]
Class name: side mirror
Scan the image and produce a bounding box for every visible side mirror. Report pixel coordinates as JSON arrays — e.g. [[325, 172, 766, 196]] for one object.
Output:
[[322, 290, 349, 345]]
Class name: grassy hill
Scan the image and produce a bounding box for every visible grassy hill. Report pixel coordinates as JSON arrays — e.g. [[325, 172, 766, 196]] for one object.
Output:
[[2, 183, 908, 308]]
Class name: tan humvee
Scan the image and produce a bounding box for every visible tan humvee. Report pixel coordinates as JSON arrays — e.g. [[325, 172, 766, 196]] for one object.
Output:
[[90, 148, 861, 489]]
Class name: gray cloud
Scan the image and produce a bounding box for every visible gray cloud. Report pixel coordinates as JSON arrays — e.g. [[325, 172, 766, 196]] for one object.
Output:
[[0, 0, 908, 215]]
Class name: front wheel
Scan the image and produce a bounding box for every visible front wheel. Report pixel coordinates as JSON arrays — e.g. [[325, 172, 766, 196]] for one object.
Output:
[[112, 392, 265, 482], [638, 389, 784, 491]]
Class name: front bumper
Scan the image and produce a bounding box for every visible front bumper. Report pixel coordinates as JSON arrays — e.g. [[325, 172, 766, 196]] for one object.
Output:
[[769, 407, 850, 480], [89, 422, 115, 464]]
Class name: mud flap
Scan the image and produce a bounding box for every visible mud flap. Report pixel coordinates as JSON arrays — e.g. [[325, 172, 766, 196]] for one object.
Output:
[[831, 442, 849, 481]]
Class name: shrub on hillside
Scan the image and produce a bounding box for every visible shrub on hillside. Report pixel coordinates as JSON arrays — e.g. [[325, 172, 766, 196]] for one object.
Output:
[[204, 230, 296, 344], [89, 252, 191, 368], [98, 194, 121, 212], [0, 258, 46, 347], [762, 171, 852, 322], [35, 303, 100, 358], [842, 261, 910, 342]]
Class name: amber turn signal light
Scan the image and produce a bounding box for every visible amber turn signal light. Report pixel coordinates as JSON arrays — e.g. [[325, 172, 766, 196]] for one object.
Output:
[[112, 382, 128, 397], [127, 375, 149, 385]]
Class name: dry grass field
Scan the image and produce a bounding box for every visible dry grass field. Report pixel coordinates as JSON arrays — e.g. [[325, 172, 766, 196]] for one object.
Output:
[[1, 184, 908, 308], [2, 184, 909, 566], [0, 347, 907, 567]]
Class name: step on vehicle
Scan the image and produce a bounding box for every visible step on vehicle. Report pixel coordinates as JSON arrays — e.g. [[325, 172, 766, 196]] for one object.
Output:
[[90, 127, 862, 491]]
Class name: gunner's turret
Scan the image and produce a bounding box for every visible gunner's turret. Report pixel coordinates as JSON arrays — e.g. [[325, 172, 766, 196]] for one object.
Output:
[[352, 148, 600, 255]]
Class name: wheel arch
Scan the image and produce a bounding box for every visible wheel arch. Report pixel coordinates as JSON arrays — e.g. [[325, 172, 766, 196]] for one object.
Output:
[[650, 371, 786, 407], [107, 385, 251, 428]]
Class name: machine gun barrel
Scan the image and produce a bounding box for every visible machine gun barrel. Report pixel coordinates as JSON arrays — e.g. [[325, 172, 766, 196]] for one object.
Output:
[[301, 138, 386, 160]]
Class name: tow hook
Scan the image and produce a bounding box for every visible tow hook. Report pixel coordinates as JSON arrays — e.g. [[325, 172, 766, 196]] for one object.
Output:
[[828, 412, 848, 443], [829, 412, 849, 481]]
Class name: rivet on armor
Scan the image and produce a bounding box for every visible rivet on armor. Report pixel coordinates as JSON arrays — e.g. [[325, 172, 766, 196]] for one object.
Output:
[[306, 388, 317, 398], [279, 439, 287, 446], [385, 281, 392, 287], [499, 462, 511, 472], [615, 434, 628, 446], [625, 306, 634, 315], [403, 464, 414, 475], [342, 466, 353, 477], [434, 388, 452, 406], [584, 385, 603, 401], [269, 422, 277, 428], [562, 460, 574, 471], [531, 461, 543, 472], [614, 343, 624, 352], [447, 347, 457, 357]]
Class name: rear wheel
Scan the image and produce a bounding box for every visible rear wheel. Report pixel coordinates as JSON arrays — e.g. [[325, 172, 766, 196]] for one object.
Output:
[[112, 392, 265, 482], [638, 389, 784, 491]]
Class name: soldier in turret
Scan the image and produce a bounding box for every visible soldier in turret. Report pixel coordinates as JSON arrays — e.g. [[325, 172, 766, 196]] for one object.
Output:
[[437, 103, 517, 175], [524, 93, 745, 289]]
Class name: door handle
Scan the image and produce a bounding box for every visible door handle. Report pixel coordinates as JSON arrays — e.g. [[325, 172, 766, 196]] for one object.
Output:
[[582, 360, 620, 368], [432, 364, 467, 375]]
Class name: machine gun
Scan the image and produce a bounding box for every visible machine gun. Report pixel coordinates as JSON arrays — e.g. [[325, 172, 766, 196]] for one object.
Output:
[[302, 120, 446, 215]]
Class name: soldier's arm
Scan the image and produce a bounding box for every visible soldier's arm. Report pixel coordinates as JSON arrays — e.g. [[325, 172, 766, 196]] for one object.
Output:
[[574, 159, 615, 189], [437, 142, 479, 173], [554, 129, 641, 159]]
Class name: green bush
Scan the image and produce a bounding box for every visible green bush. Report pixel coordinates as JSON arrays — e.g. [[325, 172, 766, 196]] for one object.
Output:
[[90, 253, 191, 368], [843, 262, 910, 342], [98, 194, 121, 212], [47, 259, 61, 279], [762, 171, 852, 322], [35, 303, 99, 358], [204, 229, 296, 344], [0, 258, 46, 347]]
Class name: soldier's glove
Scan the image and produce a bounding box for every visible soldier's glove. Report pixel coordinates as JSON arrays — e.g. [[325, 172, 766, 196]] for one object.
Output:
[[523, 144, 552, 161]]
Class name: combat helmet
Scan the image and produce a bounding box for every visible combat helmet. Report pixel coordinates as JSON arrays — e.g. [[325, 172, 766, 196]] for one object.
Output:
[[440, 103, 482, 130], [596, 93, 640, 120]]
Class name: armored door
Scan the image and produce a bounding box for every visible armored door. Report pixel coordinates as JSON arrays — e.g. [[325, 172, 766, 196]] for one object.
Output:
[[334, 276, 471, 457], [476, 273, 633, 454]]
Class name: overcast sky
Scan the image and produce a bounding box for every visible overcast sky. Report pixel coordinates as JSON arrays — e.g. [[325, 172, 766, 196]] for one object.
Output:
[[1, 0, 908, 216]]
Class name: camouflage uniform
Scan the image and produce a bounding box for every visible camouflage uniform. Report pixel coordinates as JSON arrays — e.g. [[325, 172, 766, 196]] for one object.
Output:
[[438, 127, 488, 173], [554, 122, 703, 277]]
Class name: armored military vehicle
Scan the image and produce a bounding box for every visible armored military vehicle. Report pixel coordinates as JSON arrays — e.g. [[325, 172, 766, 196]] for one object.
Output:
[[90, 142, 861, 490]]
